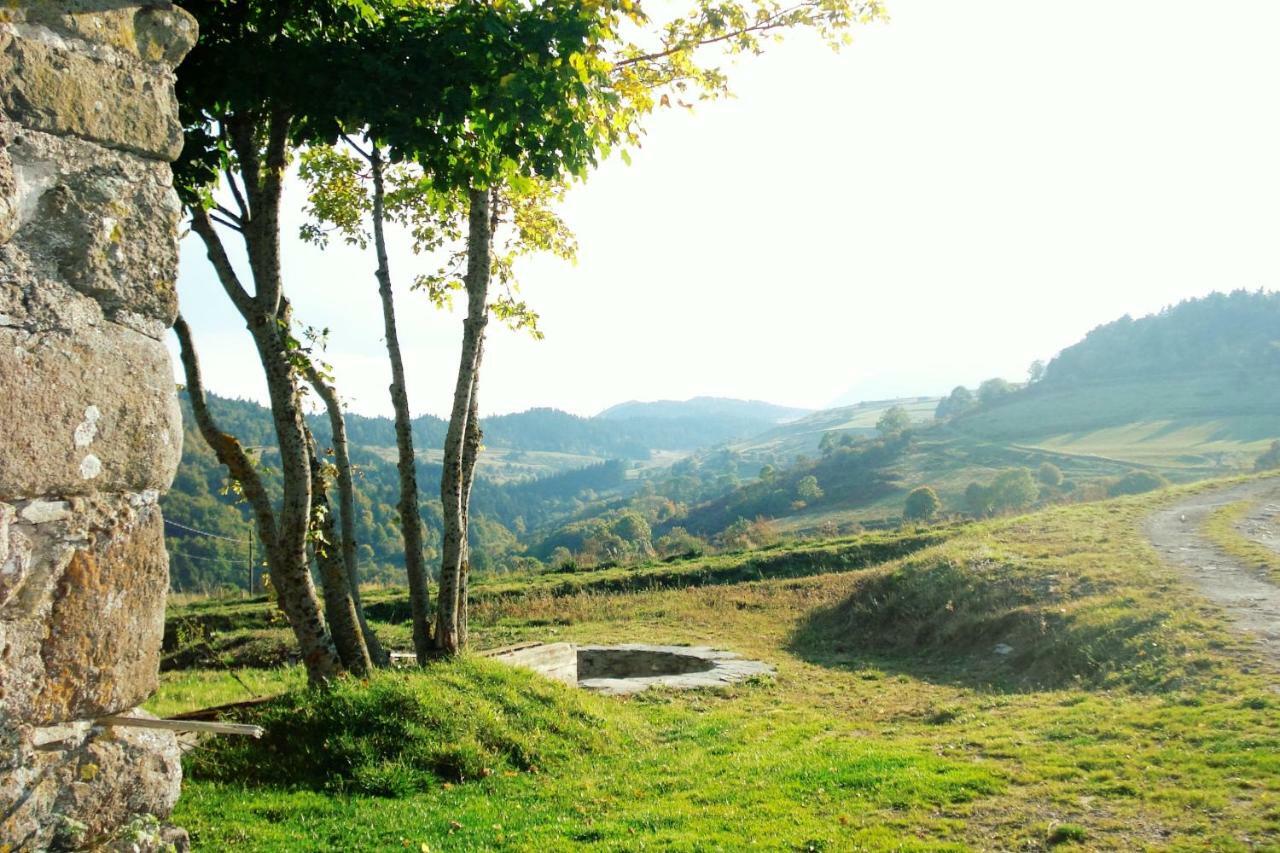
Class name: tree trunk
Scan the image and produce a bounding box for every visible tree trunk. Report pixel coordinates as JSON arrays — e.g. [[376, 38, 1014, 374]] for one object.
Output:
[[435, 186, 491, 655], [456, 351, 484, 649], [174, 313, 341, 684], [181, 112, 343, 685], [305, 363, 388, 666], [308, 433, 372, 675], [370, 146, 434, 664]]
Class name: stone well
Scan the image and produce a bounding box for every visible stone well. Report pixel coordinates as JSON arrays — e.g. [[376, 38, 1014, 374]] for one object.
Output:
[[487, 642, 775, 696]]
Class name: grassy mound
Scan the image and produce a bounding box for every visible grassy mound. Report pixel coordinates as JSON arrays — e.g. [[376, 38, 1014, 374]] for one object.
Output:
[[186, 658, 610, 796], [795, 497, 1226, 689]]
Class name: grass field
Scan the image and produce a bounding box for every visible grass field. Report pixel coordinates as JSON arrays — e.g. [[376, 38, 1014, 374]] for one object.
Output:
[[1202, 500, 1280, 585], [728, 397, 941, 460], [155, 482, 1280, 850], [955, 374, 1280, 473], [363, 446, 611, 484]]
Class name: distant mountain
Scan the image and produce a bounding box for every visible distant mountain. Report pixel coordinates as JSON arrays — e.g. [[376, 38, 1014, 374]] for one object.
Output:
[[597, 396, 810, 423], [333, 402, 787, 458]]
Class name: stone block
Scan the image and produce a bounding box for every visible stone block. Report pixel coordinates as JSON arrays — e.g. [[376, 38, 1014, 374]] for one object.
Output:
[[0, 21, 188, 160], [0, 709, 182, 850], [0, 493, 168, 725], [0, 319, 182, 499], [2, 124, 183, 326]]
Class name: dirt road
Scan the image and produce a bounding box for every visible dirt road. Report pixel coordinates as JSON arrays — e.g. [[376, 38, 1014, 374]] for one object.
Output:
[[1145, 479, 1280, 664]]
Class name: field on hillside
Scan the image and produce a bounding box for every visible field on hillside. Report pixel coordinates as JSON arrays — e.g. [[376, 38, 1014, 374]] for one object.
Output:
[[361, 446, 609, 484], [156, 480, 1280, 850], [954, 375, 1280, 472], [729, 397, 940, 460]]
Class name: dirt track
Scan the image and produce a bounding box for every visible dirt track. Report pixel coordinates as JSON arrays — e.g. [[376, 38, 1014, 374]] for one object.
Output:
[[1145, 479, 1280, 664]]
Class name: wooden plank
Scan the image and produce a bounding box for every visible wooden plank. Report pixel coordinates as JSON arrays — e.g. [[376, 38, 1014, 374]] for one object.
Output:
[[96, 715, 263, 738], [170, 696, 276, 722]]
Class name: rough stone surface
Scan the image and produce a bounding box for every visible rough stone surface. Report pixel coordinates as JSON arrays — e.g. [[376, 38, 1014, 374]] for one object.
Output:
[[489, 642, 776, 696], [575, 644, 776, 696], [486, 642, 578, 685], [0, 12, 195, 160], [0, 710, 183, 850], [0, 4, 192, 849]]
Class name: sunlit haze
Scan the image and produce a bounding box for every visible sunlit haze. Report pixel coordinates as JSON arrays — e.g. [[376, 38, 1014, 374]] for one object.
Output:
[[172, 0, 1280, 417]]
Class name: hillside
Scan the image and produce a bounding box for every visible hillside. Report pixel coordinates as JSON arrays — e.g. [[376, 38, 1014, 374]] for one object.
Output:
[[163, 393, 797, 592], [728, 396, 940, 460], [598, 396, 810, 423], [660, 291, 1280, 537], [952, 290, 1280, 471]]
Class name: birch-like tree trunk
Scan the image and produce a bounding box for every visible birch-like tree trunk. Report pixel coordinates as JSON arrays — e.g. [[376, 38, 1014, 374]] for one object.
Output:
[[182, 113, 341, 684], [307, 433, 372, 675], [369, 147, 436, 663], [435, 186, 491, 654], [305, 363, 388, 666], [174, 314, 340, 683]]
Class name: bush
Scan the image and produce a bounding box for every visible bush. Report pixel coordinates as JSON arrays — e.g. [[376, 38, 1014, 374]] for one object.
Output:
[[1037, 462, 1064, 488], [963, 482, 991, 517], [1256, 439, 1280, 472], [903, 486, 941, 521], [186, 659, 608, 796], [655, 526, 707, 559], [991, 468, 1039, 512], [1107, 470, 1169, 497]]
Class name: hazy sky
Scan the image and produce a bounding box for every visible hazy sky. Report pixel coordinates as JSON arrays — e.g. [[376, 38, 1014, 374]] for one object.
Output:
[[172, 0, 1280, 418]]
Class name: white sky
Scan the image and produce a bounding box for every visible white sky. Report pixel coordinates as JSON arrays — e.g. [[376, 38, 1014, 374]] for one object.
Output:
[[172, 0, 1280, 418]]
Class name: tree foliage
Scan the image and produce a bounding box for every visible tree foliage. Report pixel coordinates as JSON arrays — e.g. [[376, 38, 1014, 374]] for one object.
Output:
[[903, 486, 940, 521]]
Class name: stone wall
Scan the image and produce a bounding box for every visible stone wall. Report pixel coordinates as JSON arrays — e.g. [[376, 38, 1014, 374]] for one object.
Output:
[[0, 3, 195, 849]]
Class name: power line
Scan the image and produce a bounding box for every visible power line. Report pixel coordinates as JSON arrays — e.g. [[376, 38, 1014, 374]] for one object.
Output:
[[167, 550, 243, 566], [164, 518, 248, 543]]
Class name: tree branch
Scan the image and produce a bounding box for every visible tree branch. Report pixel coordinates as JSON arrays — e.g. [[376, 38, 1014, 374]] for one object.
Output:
[[613, 4, 809, 69], [189, 206, 255, 318], [210, 211, 244, 233], [225, 168, 249, 223], [227, 116, 261, 200], [174, 314, 279, 547]]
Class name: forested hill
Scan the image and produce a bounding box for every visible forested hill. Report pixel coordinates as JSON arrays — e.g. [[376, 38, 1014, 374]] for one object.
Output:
[[162, 391, 800, 591], [179, 392, 793, 459], [1043, 289, 1280, 385]]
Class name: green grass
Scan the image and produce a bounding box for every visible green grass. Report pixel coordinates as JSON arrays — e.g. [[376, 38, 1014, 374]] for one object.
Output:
[[163, 483, 1280, 849], [187, 659, 610, 796], [162, 525, 959, 668], [1203, 500, 1280, 585], [729, 396, 940, 458], [144, 667, 304, 718], [956, 374, 1280, 471], [793, 495, 1237, 691]]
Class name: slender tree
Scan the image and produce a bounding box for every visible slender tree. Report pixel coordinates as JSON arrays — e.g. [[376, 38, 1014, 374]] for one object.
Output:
[[307, 430, 373, 675], [303, 351, 387, 666], [174, 314, 341, 683]]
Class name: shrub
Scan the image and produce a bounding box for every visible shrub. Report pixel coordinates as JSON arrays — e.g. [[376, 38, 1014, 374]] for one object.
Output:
[[965, 482, 995, 517], [186, 659, 609, 796], [1107, 470, 1169, 497], [1037, 462, 1064, 487], [1256, 439, 1280, 472], [903, 486, 941, 521], [990, 468, 1039, 512]]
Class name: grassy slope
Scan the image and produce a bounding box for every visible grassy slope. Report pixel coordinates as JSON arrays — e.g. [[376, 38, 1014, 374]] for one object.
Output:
[[729, 397, 940, 459], [758, 372, 1280, 536], [1202, 500, 1280, 585], [955, 374, 1280, 471], [159, 483, 1280, 850]]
